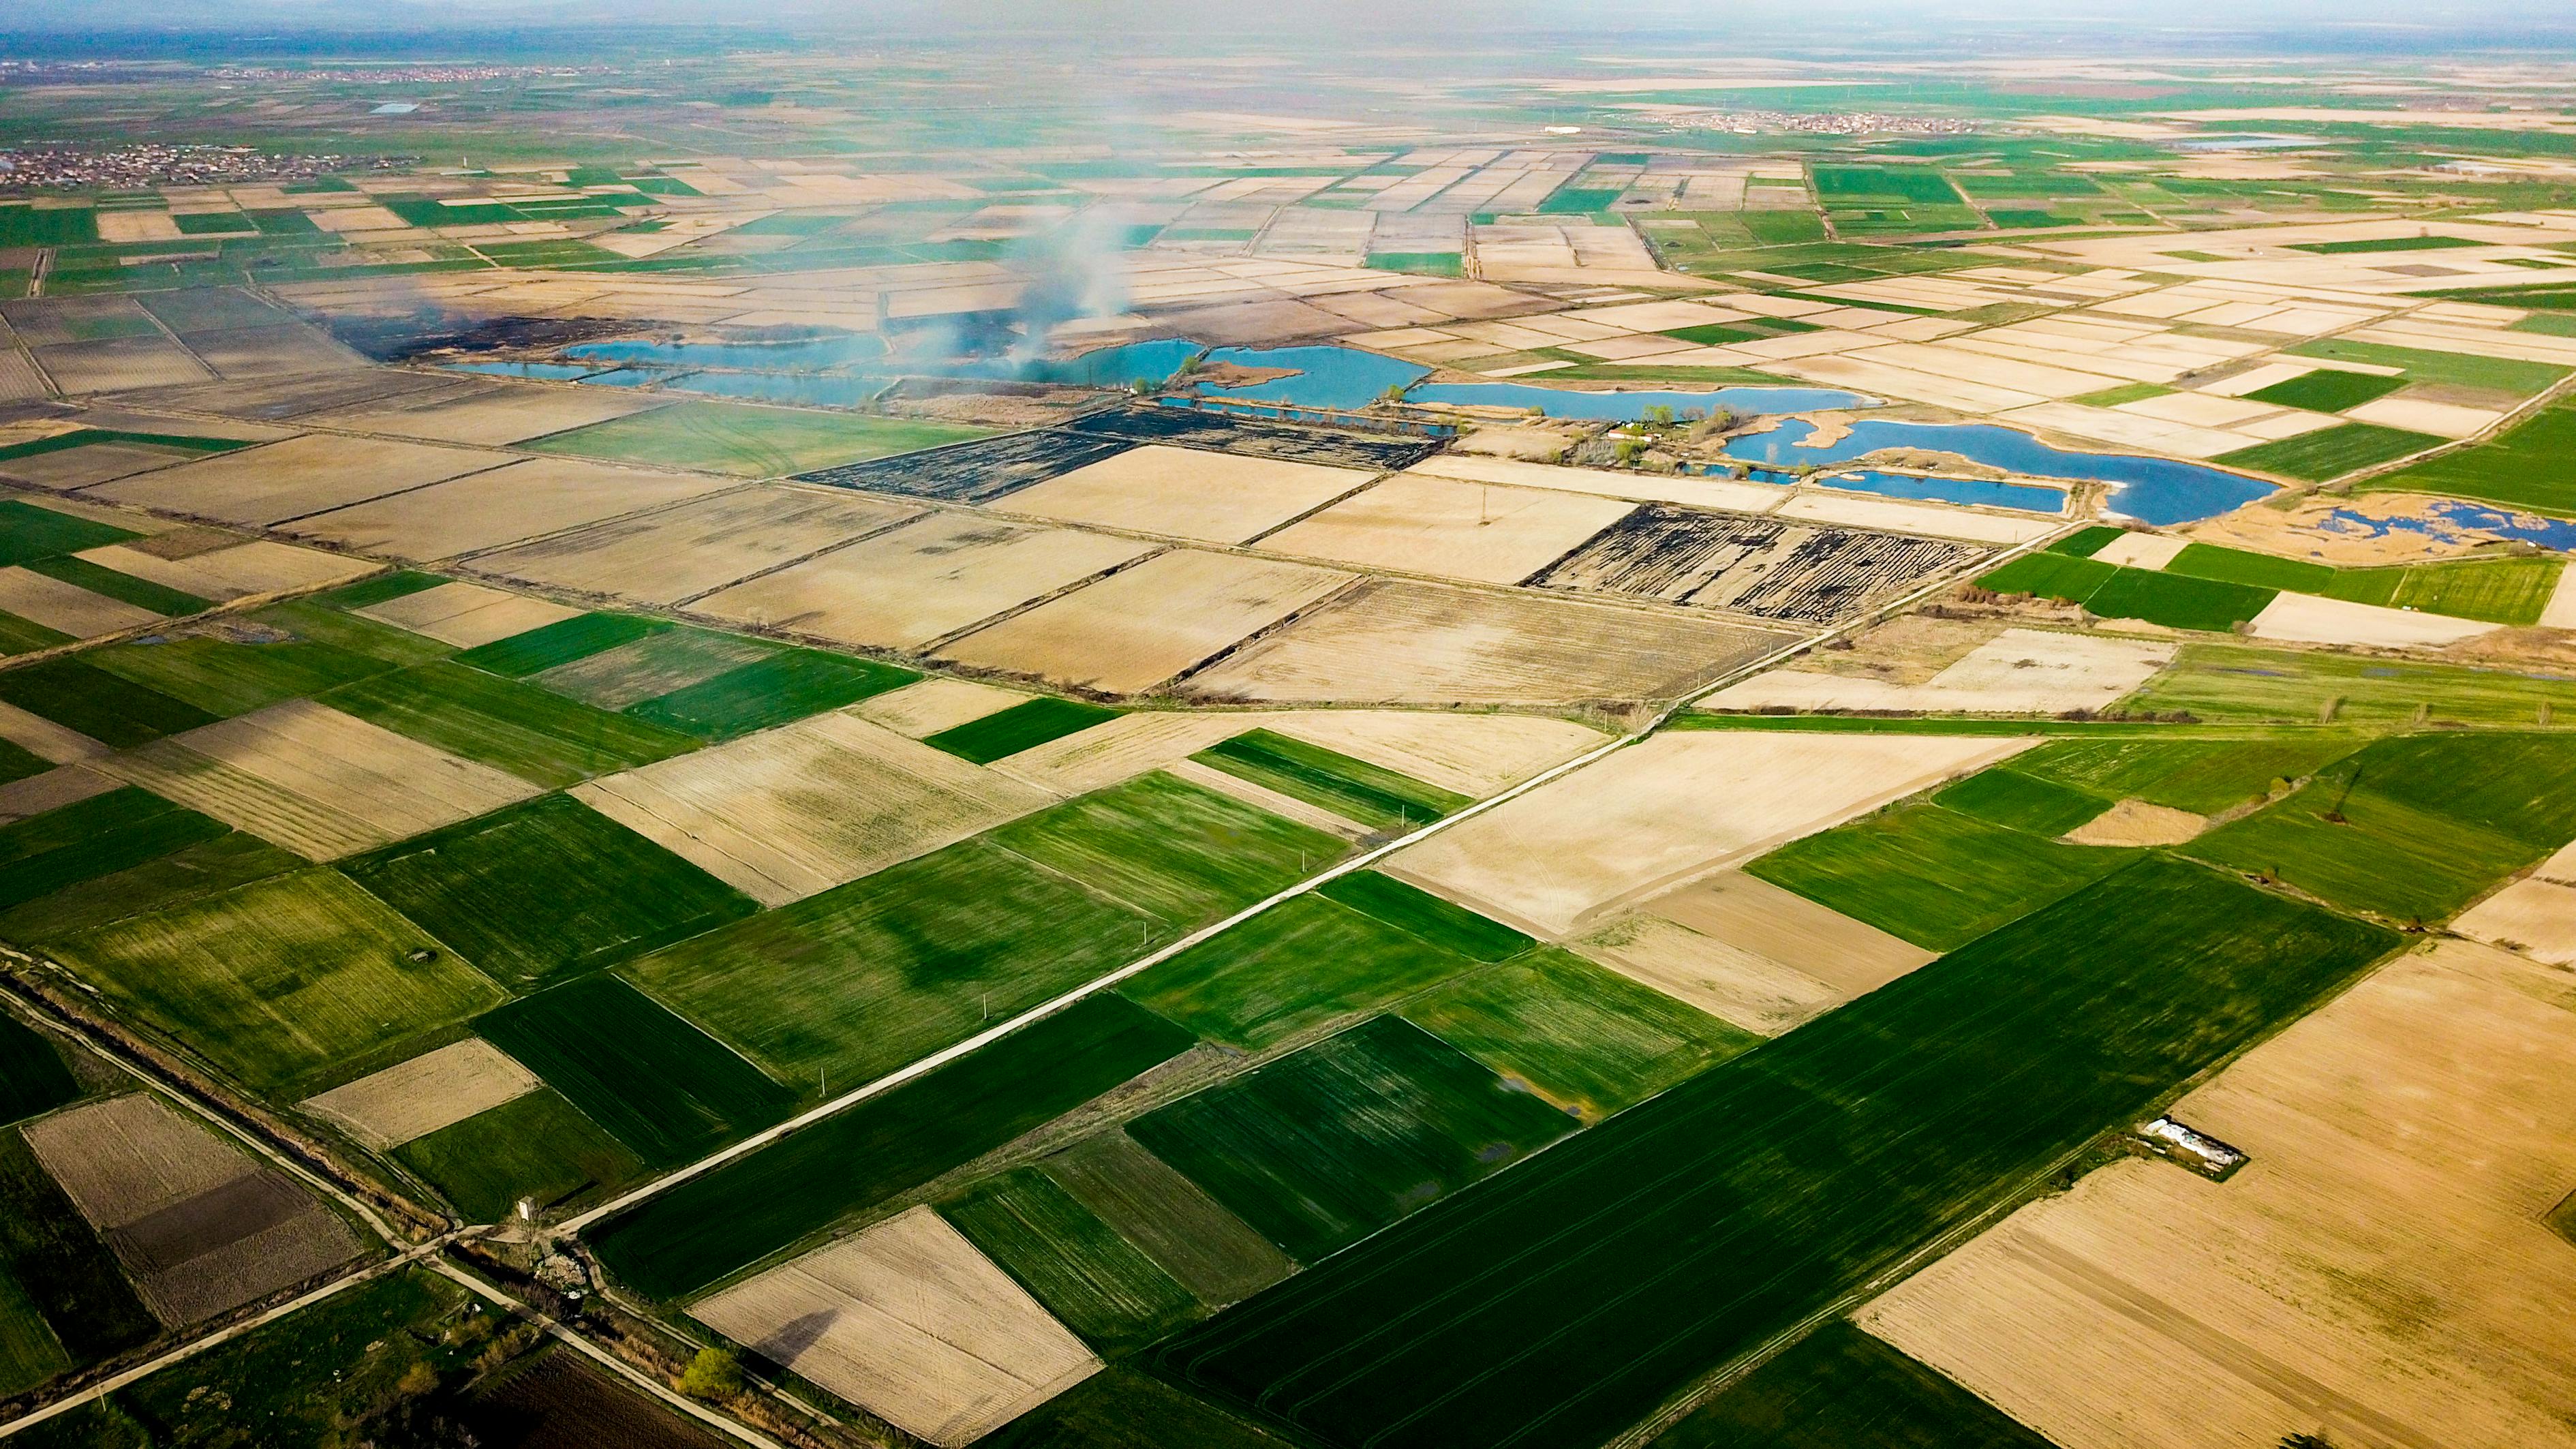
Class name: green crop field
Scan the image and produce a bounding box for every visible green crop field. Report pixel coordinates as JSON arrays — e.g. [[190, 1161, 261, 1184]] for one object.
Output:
[[0, 659, 217, 747], [1397, 949, 1753, 1123], [0, 789, 230, 916], [307, 572, 447, 613], [2286, 338, 2567, 396], [0, 611, 72, 658], [2368, 407, 2576, 512], [586, 994, 1192, 1300], [0, 1129, 157, 1375], [624, 833, 1161, 1084], [942, 1168, 1201, 1352], [1128, 1016, 1575, 1263], [2162, 542, 2335, 594], [2123, 641, 2576, 724], [2239, 368, 2408, 412], [990, 772, 1345, 927], [2047, 525, 2121, 558], [0, 738, 44, 789], [0, 499, 135, 567], [923, 696, 1120, 763], [1150, 858, 2395, 1449], [52, 870, 506, 1097], [2006, 734, 2361, 816], [341, 794, 757, 990], [523, 399, 987, 477], [0, 1013, 77, 1129], [2214, 422, 2442, 481], [1747, 800, 2137, 951], [1651, 1321, 2053, 1449], [0, 1264, 65, 1400], [1929, 765, 2111, 837], [2077, 566, 2275, 632], [2188, 731, 2576, 922], [0, 833, 302, 946], [476, 976, 794, 1169], [623, 648, 915, 739], [530, 625, 780, 711], [248, 600, 454, 667], [453, 613, 667, 679], [1041, 1132, 1291, 1307], [1974, 549, 2113, 603], [1122, 893, 1483, 1050], [1193, 730, 1471, 832], [2330, 555, 2564, 624], [393, 1086, 645, 1223], [1316, 871, 1535, 961], [983, 1367, 1296, 1449], [88, 630, 398, 718], [22, 556, 206, 617], [322, 661, 699, 789]]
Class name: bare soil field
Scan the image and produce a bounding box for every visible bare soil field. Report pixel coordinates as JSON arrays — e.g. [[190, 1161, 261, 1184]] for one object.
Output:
[[533, 628, 778, 711], [692, 513, 1156, 651], [314, 382, 669, 446], [1182, 578, 1788, 705], [1259, 473, 1633, 586], [75, 539, 376, 601], [1862, 940, 2576, 1449], [356, 581, 585, 648], [571, 709, 1053, 906], [999, 445, 1375, 545], [1390, 731, 2035, 936], [691, 1206, 1100, 1446], [25, 1092, 365, 1326], [851, 677, 1027, 738], [994, 707, 1599, 800], [298, 1038, 540, 1150], [0, 441, 204, 492], [1792, 611, 2010, 687], [465, 485, 920, 607], [2451, 875, 2576, 966], [91, 436, 512, 526], [1531, 504, 1984, 624], [2065, 798, 2208, 846], [2247, 592, 2500, 649], [1062, 409, 1437, 473], [1706, 628, 2175, 715], [0, 566, 166, 636], [938, 549, 1353, 694], [1162, 757, 1371, 838], [33, 337, 212, 395], [0, 762, 120, 822], [1579, 869, 1937, 1035], [104, 700, 542, 859], [288, 456, 733, 562]]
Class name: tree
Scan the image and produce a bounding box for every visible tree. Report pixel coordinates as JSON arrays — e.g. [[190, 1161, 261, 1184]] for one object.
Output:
[[677, 1345, 744, 1401]]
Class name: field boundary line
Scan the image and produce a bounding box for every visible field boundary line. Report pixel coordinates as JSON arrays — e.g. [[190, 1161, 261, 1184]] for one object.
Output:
[[426, 1257, 792, 1449], [562, 516, 2078, 1236]]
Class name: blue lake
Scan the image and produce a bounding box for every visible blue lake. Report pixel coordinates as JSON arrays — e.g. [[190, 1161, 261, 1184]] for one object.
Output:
[[444, 361, 609, 381], [566, 334, 890, 371], [555, 335, 1202, 388], [1191, 345, 1431, 410], [1813, 469, 2066, 514], [2325, 500, 2576, 553], [1407, 380, 1872, 421], [1717, 418, 2274, 526]]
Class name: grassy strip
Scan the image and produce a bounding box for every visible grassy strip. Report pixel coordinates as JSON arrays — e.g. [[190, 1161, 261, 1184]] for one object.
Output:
[[924, 696, 1121, 764], [476, 977, 795, 1170], [1195, 730, 1471, 832], [0, 659, 217, 747], [1747, 801, 2137, 951], [1315, 871, 1534, 962], [0, 429, 248, 463], [586, 994, 1193, 1300], [453, 613, 666, 679], [0, 789, 230, 915], [21, 556, 209, 617], [1149, 858, 2396, 1449], [0, 500, 136, 568], [322, 662, 699, 789], [623, 648, 916, 741]]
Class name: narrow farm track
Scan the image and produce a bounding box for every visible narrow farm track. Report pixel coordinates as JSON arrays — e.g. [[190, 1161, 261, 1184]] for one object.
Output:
[[557, 514, 2079, 1237]]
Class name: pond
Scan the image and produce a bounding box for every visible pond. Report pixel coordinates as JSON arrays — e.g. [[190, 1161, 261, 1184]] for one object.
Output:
[[2323, 500, 2576, 553], [1717, 418, 2275, 526], [1789, 468, 2066, 514]]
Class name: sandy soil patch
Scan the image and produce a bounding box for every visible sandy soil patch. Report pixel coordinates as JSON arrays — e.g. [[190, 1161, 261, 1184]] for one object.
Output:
[[355, 581, 585, 648], [91, 436, 512, 527], [298, 1038, 538, 1150], [1184, 579, 1785, 707], [997, 445, 1375, 545], [938, 549, 1353, 695], [693, 513, 1155, 651], [1450, 426, 1573, 463], [2186, 492, 2498, 566], [2538, 566, 2576, 631], [1706, 628, 2173, 715], [2066, 797, 2208, 846], [692, 1206, 1099, 1447], [0, 566, 166, 635], [25, 1092, 365, 1326], [1390, 731, 2034, 936], [314, 382, 668, 446], [851, 677, 1027, 738], [102, 700, 540, 860], [1773, 491, 2061, 546], [1258, 474, 1634, 585], [0, 763, 119, 822], [1862, 940, 2576, 1449], [571, 710, 1052, 906], [2247, 592, 2500, 649], [2087, 532, 2192, 570], [288, 456, 733, 562], [465, 485, 920, 606], [74, 540, 375, 602], [2451, 876, 2576, 965], [993, 706, 1599, 802], [1580, 868, 1935, 1034]]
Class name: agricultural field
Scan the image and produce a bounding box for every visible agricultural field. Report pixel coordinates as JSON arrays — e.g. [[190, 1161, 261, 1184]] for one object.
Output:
[[524, 400, 988, 478]]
